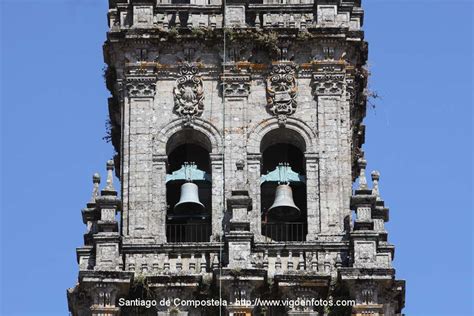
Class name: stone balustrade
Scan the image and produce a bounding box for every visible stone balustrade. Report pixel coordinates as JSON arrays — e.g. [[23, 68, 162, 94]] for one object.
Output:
[[115, 246, 347, 279], [122, 246, 222, 276]]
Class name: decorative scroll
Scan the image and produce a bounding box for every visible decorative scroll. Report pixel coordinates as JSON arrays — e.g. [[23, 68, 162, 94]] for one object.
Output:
[[266, 63, 298, 126]]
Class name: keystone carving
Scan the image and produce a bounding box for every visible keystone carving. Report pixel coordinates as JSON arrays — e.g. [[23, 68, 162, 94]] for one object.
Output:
[[266, 63, 298, 126], [173, 63, 204, 123]]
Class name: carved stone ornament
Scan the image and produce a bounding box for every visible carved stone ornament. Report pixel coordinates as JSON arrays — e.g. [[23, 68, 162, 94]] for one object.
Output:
[[355, 241, 376, 268], [357, 281, 378, 305], [311, 65, 345, 96], [126, 80, 156, 97], [221, 74, 251, 97], [173, 63, 204, 123], [266, 63, 298, 126], [125, 66, 157, 98]]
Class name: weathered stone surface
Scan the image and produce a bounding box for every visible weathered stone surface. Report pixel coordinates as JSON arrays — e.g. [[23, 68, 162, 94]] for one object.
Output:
[[68, 1, 405, 315]]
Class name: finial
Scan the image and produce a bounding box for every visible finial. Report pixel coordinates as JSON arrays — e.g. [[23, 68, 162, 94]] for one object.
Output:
[[357, 158, 368, 190], [105, 160, 115, 191], [89, 173, 101, 203], [371, 170, 381, 200], [93, 173, 101, 182]]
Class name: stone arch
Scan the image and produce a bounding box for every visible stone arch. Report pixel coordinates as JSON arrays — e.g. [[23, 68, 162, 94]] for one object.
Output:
[[153, 118, 223, 156], [260, 128, 307, 154], [247, 117, 317, 154], [166, 130, 212, 156]]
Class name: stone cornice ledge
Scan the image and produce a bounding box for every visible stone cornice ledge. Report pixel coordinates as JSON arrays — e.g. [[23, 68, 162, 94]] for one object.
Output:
[[121, 242, 225, 253]]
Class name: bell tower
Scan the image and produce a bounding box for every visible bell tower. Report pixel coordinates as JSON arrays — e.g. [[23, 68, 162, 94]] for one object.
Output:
[[68, 1, 405, 315]]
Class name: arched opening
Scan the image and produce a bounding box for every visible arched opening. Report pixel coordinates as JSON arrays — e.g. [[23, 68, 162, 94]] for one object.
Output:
[[260, 129, 307, 242], [165, 130, 212, 243]]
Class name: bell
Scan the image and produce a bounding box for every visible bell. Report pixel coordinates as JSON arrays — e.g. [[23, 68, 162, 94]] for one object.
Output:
[[268, 184, 300, 219], [174, 182, 205, 214]]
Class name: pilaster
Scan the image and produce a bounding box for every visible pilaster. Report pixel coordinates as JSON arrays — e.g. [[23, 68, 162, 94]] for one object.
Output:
[[210, 153, 224, 240], [220, 65, 252, 198], [152, 154, 168, 243], [246, 153, 262, 241], [311, 61, 350, 238], [122, 64, 157, 240], [305, 152, 320, 241]]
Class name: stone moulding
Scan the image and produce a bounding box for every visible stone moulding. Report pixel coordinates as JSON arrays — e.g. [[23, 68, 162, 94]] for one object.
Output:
[[153, 117, 224, 156], [246, 116, 317, 154]]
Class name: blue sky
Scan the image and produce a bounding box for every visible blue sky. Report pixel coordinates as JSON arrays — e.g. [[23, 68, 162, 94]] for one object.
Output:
[[1, 0, 473, 315]]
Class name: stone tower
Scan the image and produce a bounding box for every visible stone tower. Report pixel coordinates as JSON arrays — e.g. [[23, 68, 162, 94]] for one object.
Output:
[[68, 1, 405, 315]]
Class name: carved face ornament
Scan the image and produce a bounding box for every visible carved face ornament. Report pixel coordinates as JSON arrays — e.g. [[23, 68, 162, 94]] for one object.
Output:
[[266, 64, 298, 124]]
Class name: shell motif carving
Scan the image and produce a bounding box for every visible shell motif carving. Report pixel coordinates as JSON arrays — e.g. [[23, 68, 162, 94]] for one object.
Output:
[[173, 63, 204, 122]]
